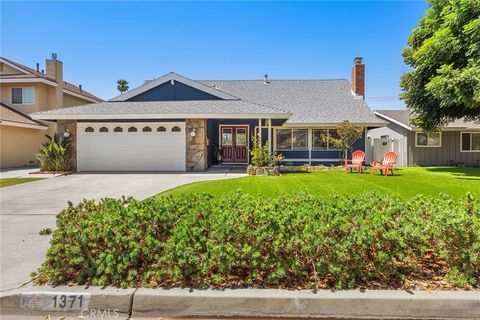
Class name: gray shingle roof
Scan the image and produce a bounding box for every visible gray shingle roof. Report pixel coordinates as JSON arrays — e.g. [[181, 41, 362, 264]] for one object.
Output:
[[199, 79, 384, 125], [31, 72, 383, 125], [31, 100, 290, 119], [375, 109, 480, 130]]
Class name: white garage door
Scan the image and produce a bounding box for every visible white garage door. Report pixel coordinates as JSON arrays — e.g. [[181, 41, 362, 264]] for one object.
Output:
[[77, 122, 186, 172]]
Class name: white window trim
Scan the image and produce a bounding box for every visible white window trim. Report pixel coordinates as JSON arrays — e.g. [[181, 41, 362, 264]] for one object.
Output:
[[415, 131, 442, 148], [11, 87, 35, 105], [460, 131, 480, 152], [274, 128, 308, 151]]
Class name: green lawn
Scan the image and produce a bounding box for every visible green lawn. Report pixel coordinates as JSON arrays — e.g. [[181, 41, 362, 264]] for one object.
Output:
[[160, 167, 480, 199], [0, 178, 44, 188]]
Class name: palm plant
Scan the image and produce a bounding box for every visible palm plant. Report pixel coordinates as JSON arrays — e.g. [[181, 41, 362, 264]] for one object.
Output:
[[36, 134, 73, 172]]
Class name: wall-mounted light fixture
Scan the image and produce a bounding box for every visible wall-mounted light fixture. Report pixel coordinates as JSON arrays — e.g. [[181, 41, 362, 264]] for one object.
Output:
[[190, 128, 197, 137], [63, 128, 70, 138]]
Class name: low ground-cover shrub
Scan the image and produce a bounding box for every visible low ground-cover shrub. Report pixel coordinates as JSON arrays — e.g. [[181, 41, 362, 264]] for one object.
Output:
[[34, 191, 480, 289]]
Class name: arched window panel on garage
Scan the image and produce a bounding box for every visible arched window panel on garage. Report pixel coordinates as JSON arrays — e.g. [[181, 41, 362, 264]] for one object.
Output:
[[99, 127, 109, 132], [172, 126, 181, 132], [128, 127, 138, 132], [142, 126, 152, 132], [85, 127, 94, 133], [114, 127, 123, 132], [157, 126, 166, 132]]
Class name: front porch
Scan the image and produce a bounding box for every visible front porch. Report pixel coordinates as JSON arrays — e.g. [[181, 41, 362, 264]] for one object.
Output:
[[206, 118, 280, 167]]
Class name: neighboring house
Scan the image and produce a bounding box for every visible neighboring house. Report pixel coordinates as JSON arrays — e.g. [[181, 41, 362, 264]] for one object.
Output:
[[0, 55, 103, 169], [369, 109, 480, 167], [31, 57, 385, 172]]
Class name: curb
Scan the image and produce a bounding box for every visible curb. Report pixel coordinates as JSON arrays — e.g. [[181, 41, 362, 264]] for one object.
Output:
[[132, 288, 480, 319], [0, 286, 134, 319], [1, 286, 479, 319]]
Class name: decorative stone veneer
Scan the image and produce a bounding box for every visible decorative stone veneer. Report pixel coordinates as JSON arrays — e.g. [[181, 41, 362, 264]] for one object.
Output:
[[186, 119, 208, 171], [57, 120, 77, 171]]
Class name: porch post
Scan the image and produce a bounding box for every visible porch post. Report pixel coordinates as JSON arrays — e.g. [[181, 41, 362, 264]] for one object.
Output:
[[258, 118, 262, 142], [268, 118, 272, 155]]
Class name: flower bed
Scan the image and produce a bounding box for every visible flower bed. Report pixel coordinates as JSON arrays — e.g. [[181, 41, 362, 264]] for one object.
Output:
[[34, 191, 480, 290]]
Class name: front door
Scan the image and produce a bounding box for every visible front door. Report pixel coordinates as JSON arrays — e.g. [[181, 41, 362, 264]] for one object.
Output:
[[220, 126, 248, 163]]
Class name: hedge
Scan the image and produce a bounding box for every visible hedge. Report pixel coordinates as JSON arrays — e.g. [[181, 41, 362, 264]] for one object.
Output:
[[33, 191, 480, 289]]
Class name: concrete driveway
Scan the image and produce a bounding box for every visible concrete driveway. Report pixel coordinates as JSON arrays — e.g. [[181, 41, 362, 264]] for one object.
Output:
[[0, 168, 245, 292]]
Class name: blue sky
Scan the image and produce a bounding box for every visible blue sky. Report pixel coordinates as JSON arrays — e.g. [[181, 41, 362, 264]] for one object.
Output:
[[1, 1, 428, 109]]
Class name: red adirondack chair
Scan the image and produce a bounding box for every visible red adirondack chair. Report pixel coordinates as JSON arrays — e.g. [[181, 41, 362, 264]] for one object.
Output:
[[371, 152, 398, 176], [344, 150, 365, 173]]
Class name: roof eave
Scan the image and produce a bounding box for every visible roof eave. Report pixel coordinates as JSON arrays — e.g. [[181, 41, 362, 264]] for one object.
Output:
[[31, 112, 292, 121], [0, 120, 48, 130], [284, 121, 387, 127]]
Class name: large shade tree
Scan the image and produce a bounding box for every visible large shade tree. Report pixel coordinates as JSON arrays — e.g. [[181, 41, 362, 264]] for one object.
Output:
[[400, 0, 480, 130]]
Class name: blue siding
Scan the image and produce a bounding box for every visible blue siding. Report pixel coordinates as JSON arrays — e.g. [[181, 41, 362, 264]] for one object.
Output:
[[207, 123, 367, 167], [127, 81, 221, 101], [207, 119, 259, 166]]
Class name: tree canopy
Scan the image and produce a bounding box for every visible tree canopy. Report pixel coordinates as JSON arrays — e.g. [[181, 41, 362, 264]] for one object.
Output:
[[117, 79, 129, 94], [400, 0, 480, 130]]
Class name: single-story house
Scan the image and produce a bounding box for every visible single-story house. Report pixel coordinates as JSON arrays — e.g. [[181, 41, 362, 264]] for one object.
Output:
[[31, 57, 386, 172], [369, 109, 480, 167]]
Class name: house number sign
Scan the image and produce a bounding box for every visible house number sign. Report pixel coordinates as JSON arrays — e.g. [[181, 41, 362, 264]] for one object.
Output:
[[20, 292, 91, 310]]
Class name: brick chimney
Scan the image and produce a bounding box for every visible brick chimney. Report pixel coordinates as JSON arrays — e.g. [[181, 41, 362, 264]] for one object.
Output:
[[351, 57, 365, 99], [46, 53, 64, 108]]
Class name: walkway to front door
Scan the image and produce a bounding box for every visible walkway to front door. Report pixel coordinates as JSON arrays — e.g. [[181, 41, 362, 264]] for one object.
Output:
[[220, 125, 248, 163]]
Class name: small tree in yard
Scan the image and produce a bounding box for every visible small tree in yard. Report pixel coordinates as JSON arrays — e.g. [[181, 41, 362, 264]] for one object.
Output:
[[250, 134, 283, 167], [117, 79, 129, 94], [322, 121, 364, 162]]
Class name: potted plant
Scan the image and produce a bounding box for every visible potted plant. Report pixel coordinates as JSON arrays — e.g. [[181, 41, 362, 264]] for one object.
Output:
[[212, 144, 223, 164]]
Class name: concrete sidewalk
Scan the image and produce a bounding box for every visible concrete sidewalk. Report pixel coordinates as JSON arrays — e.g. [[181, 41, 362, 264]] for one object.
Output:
[[0, 168, 246, 292], [1, 286, 479, 319]]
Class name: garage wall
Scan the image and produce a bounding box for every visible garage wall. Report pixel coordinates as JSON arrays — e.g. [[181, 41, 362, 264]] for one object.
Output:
[[186, 119, 208, 171], [0, 124, 54, 169]]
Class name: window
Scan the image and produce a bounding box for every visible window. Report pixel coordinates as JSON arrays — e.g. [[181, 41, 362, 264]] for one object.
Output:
[[312, 129, 340, 150], [415, 132, 441, 147], [236, 128, 247, 145], [461, 132, 480, 152], [128, 127, 137, 132], [114, 127, 123, 132], [312, 129, 327, 149], [275, 129, 307, 150], [12, 88, 35, 104], [292, 129, 308, 149], [157, 126, 166, 132], [276, 129, 292, 150], [99, 127, 108, 132], [142, 126, 152, 132], [85, 127, 94, 133], [172, 126, 181, 132], [222, 128, 232, 145]]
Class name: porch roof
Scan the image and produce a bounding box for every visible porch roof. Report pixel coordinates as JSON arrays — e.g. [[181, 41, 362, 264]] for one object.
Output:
[[30, 100, 291, 120]]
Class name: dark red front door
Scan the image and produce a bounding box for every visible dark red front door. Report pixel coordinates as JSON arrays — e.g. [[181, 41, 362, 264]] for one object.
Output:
[[221, 126, 248, 163]]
